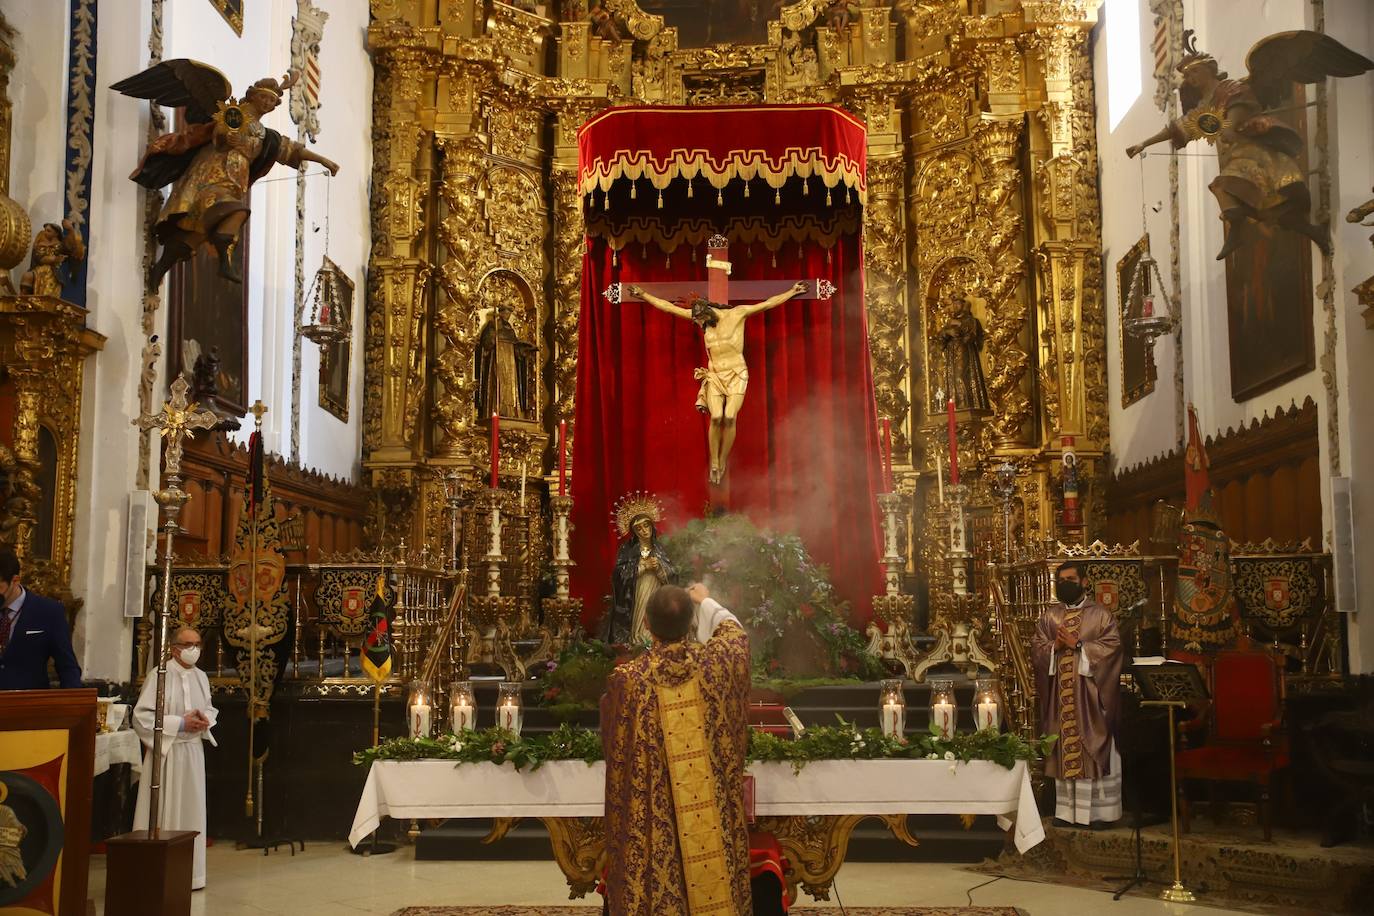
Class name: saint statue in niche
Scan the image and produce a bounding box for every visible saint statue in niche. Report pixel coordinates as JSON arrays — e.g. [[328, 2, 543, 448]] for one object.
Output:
[[937, 292, 990, 412], [474, 304, 537, 420]]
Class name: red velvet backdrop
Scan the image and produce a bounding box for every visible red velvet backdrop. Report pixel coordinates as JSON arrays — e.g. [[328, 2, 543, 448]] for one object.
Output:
[[570, 232, 884, 627]]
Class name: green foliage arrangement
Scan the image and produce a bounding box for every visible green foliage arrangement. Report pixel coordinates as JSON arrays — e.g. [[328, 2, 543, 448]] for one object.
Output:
[[352, 722, 603, 772], [353, 721, 1055, 774], [535, 639, 618, 719], [659, 514, 887, 680]]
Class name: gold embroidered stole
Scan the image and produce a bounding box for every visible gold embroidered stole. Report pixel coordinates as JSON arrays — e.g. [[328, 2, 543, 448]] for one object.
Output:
[[657, 675, 734, 915], [1056, 605, 1085, 779]]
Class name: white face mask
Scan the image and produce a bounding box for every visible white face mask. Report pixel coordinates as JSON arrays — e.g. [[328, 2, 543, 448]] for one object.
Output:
[[177, 646, 201, 667]]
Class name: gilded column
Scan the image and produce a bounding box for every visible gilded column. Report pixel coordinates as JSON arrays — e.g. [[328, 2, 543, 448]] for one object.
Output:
[[431, 134, 485, 460], [972, 116, 1033, 450], [865, 153, 912, 463], [365, 36, 438, 470]]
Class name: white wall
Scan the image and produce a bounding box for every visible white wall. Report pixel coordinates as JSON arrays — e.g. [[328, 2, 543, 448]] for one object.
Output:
[[1094, 0, 1374, 670], [2, 0, 371, 680]]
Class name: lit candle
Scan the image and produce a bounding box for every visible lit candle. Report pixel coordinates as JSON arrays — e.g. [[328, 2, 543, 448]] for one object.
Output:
[[490, 413, 500, 489], [558, 419, 568, 496], [410, 703, 432, 739], [881, 419, 894, 492], [450, 702, 475, 732], [519, 460, 527, 508], [932, 701, 955, 740], [978, 701, 1000, 732], [945, 397, 959, 486], [881, 702, 905, 738], [497, 701, 522, 734]]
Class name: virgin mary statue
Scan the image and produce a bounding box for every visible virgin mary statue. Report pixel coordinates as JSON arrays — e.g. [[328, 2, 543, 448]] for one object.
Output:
[[603, 493, 674, 647]]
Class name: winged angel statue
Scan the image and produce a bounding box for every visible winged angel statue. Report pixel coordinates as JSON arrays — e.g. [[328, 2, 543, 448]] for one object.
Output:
[[1128, 30, 1372, 260], [112, 60, 340, 285]]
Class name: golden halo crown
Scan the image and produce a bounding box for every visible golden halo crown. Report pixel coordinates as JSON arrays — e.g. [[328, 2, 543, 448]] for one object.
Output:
[[613, 491, 664, 537]]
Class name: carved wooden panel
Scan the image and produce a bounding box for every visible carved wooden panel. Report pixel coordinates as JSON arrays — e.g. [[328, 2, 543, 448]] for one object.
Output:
[[170, 433, 370, 561], [1106, 399, 1321, 549]]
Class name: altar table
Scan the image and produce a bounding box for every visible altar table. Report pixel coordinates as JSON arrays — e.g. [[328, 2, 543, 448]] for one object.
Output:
[[93, 730, 142, 778], [350, 759, 1044, 901]]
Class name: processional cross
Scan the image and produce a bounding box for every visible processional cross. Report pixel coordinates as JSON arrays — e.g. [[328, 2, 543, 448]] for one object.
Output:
[[132, 375, 219, 835], [605, 234, 836, 485]]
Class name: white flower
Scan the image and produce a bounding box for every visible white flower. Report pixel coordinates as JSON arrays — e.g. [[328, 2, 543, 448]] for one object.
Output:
[[944, 751, 955, 761], [925, 752, 938, 760]]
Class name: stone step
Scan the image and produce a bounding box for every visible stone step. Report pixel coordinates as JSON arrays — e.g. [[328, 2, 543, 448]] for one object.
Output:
[[414, 814, 1005, 864]]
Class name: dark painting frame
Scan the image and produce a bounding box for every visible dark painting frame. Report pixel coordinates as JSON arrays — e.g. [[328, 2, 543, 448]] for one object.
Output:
[[1225, 83, 1315, 402], [168, 224, 251, 418], [1116, 234, 1159, 408], [208, 0, 244, 36]]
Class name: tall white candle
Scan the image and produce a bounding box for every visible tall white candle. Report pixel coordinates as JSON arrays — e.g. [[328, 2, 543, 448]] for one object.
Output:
[[881, 703, 905, 738], [498, 702, 522, 735], [410, 703, 432, 739], [932, 701, 955, 740], [451, 702, 475, 732], [978, 701, 1000, 732]]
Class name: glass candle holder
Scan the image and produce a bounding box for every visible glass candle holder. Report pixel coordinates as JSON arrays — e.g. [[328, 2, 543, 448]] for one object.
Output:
[[974, 677, 1002, 733], [878, 678, 906, 738], [449, 679, 476, 732], [929, 678, 957, 740], [408, 680, 433, 739], [496, 681, 523, 735]]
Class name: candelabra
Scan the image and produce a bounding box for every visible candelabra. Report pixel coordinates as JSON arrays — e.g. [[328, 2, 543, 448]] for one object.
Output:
[[466, 486, 521, 679], [865, 491, 919, 676], [994, 462, 1018, 565], [946, 482, 971, 596], [541, 493, 583, 653]]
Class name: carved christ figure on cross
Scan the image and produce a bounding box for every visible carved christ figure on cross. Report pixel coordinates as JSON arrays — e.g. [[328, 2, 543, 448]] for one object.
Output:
[[613, 236, 830, 485]]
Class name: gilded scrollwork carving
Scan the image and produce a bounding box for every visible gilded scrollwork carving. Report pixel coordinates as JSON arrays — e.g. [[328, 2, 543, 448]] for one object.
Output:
[[550, 166, 584, 453], [864, 153, 911, 460], [432, 136, 487, 457], [0, 295, 104, 605]]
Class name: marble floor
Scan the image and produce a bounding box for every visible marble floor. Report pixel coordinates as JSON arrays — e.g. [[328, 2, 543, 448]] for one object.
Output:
[[87, 844, 1260, 916]]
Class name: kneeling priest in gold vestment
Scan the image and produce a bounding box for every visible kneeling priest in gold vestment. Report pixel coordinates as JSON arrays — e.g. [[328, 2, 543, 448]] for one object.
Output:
[[601, 583, 752, 914]]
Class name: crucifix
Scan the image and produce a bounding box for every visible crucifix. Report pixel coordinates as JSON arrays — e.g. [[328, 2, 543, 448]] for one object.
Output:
[[605, 234, 837, 485], [132, 376, 220, 836]]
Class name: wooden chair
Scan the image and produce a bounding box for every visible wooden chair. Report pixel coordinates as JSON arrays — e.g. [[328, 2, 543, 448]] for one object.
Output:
[[1175, 644, 1288, 841]]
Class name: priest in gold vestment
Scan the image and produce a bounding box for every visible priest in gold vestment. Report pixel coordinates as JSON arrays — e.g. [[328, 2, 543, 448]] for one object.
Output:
[[601, 583, 752, 914]]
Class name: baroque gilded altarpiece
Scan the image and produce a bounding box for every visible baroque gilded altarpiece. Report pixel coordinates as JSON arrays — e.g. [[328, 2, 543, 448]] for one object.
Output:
[[359, 0, 1108, 896], [363, 0, 1110, 597]]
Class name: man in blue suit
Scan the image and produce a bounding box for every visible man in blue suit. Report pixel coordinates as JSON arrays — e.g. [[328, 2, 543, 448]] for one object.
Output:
[[0, 549, 82, 689]]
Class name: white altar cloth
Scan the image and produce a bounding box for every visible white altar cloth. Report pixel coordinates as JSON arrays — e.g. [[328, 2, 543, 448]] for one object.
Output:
[[349, 758, 1045, 853], [93, 730, 143, 778]]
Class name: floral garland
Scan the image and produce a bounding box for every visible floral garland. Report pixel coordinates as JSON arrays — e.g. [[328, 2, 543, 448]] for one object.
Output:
[[352, 721, 1056, 775], [659, 514, 888, 680]]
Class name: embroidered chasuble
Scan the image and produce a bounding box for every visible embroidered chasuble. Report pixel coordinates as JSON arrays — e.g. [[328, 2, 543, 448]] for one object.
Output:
[[1030, 601, 1123, 780], [602, 604, 752, 915]]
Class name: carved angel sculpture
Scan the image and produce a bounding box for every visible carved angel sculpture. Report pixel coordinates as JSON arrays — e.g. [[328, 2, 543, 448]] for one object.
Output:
[[19, 219, 85, 296], [112, 59, 340, 287], [1127, 30, 1372, 260]]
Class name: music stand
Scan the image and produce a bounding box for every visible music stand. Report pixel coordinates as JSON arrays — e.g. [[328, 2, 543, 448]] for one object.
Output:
[[1134, 662, 1209, 903], [1105, 694, 1167, 900]]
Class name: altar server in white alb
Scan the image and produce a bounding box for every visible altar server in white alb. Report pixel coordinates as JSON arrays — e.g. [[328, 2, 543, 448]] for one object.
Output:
[[133, 626, 218, 889]]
